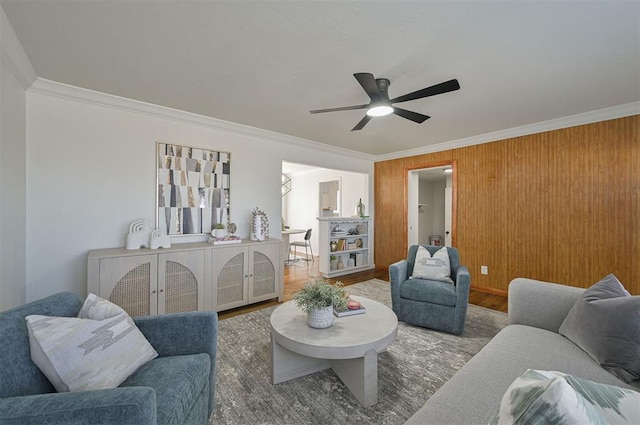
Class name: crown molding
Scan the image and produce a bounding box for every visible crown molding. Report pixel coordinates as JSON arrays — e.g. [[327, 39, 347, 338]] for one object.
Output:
[[0, 5, 37, 89], [374, 102, 640, 162], [28, 78, 376, 162], [25, 77, 639, 164]]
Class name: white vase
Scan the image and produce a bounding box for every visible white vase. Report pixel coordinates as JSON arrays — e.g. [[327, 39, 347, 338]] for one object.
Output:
[[307, 306, 334, 328], [330, 259, 338, 270], [213, 228, 226, 238]]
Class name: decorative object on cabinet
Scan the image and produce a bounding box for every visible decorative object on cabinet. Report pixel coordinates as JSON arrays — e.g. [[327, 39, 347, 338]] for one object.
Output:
[[88, 239, 283, 315], [125, 219, 151, 250], [208, 235, 242, 245], [292, 277, 347, 329], [330, 255, 338, 270], [228, 222, 237, 236], [250, 207, 270, 241], [149, 229, 171, 249], [356, 198, 366, 218], [212, 223, 227, 239], [318, 217, 373, 278], [156, 142, 230, 237]]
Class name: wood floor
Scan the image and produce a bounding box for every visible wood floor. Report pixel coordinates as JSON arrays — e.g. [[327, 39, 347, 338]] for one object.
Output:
[[218, 255, 508, 320]]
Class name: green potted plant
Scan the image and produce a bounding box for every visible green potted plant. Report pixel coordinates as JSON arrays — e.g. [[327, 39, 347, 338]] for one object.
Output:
[[292, 277, 348, 328], [213, 223, 226, 239]]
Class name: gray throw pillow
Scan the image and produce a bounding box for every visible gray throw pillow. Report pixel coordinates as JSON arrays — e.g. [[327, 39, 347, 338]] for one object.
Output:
[[559, 274, 640, 384]]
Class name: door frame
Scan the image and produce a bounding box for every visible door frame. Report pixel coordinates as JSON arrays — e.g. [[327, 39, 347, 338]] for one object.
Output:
[[404, 160, 457, 252]]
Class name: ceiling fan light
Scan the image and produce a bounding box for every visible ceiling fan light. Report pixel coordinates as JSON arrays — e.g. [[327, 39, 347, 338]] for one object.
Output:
[[367, 105, 393, 117]]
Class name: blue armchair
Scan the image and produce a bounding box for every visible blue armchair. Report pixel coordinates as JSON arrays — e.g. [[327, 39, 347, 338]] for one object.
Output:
[[0, 292, 217, 425], [389, 245, 470, 335]]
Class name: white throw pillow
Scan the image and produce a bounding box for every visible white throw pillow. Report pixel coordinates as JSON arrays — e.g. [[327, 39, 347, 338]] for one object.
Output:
[[26, 293, 158, 392], [410, 246, 454, 284], [489, 369, 640, 425]]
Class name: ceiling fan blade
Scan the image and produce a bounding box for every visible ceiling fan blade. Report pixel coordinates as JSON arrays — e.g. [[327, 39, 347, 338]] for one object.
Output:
[[393, 107, 430, 123], [353, 73, 382, 101], [390, 79, 460, 104], [351, 115, 373, 131], [309, 104, 369, 114]]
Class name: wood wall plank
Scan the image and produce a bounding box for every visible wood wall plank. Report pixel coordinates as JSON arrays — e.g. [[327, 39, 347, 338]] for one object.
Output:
[[374, 115, 639, 294]]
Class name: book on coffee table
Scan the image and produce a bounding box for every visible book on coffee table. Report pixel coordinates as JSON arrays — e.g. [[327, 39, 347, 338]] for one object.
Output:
[[334, 299, 366, 317]]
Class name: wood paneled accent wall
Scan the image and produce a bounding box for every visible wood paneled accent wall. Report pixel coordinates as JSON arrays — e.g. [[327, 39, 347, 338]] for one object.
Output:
[[374, 115, 639, 295]]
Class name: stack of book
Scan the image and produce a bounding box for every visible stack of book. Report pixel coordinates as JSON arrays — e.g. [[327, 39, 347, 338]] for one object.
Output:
[[333, 298, 366, 317], [208, 236, 242, 245]]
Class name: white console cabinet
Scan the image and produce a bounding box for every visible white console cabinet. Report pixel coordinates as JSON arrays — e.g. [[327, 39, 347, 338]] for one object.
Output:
[[317, 217, 373, 278], [88, 239, 283, 316]]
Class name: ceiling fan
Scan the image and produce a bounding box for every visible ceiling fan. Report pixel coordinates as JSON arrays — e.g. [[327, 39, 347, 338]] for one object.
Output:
[[309, 73, 460, 131]]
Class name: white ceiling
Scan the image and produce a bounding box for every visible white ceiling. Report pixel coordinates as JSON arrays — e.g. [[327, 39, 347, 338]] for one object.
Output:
[[2, 1, 639, 157]]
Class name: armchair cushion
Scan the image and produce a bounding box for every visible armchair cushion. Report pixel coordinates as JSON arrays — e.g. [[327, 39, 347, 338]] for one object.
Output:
[[120, 354, 210, 425], [25, 294, 157, 392], [410, 246, 454, 284], [399, 278, 457, 306]]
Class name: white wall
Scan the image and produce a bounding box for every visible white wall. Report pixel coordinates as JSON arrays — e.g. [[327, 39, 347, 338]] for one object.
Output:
[[0, 4, 32, 310], [283, 168, 368, 256], [25, 87, 373, 301], [0, 56, 27, 310]]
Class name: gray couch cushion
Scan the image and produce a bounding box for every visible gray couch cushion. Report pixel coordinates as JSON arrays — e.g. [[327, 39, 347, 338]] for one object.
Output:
[[121, 354, 210, 425], [559, 274, 640, 384], [405, 325, 636, 425]]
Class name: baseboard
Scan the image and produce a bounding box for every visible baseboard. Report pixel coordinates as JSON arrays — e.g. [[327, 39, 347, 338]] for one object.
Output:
[[470, 284, 508, 297]]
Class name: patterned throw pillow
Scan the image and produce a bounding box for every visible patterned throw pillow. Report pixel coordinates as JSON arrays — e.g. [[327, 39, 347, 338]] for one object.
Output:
[[25, 293, 157, 392], [489, 369, 640, 425], [410, 246, 454, 284]]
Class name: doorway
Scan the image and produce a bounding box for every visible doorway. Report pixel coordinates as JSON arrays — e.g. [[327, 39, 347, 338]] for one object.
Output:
[[407, 163, 455, 247]]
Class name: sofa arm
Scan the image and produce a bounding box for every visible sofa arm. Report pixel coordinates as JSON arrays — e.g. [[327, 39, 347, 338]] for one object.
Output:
[[133, 311, 217, 417], [0, 386, 156, 425], [389, 259, 408, 285], [134, 311, 217, 358], [508, 278, 584, 333], [454, 265, 471, 300]]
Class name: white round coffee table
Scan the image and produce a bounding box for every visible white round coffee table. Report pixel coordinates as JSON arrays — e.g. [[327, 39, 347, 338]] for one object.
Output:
[[270, 295, 398, 407]]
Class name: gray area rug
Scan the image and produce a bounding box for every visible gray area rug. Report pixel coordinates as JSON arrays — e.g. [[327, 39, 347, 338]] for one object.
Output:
[[211, 279, 508, 425]]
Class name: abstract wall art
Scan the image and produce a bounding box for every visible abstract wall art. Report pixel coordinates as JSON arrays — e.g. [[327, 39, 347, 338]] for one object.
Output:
[[156, 142, 230, 236]]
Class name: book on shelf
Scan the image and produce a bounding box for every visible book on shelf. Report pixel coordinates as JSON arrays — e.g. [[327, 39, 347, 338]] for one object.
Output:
[[349, 252, 364, 266], [208, 236, 242, 245], [333, 298, 366, 317]]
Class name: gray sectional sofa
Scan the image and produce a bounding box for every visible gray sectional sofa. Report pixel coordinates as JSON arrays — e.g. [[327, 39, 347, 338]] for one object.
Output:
[[405, 277, 639, 425]]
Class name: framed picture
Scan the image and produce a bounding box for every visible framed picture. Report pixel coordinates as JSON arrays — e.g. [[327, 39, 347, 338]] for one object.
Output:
[[156, 142, 230, 236]]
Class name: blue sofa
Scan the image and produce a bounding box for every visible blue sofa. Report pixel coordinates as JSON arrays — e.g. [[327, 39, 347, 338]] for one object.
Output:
[[0, 292, 217, 425]]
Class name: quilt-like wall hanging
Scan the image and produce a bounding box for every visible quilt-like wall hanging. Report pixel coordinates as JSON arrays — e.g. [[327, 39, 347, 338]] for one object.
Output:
[[156, 142, 230, 236]]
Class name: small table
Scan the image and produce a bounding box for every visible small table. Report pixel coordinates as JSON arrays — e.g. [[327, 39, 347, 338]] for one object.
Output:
[[281, 228, 306, 264], [270, 296, 398, 407]]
